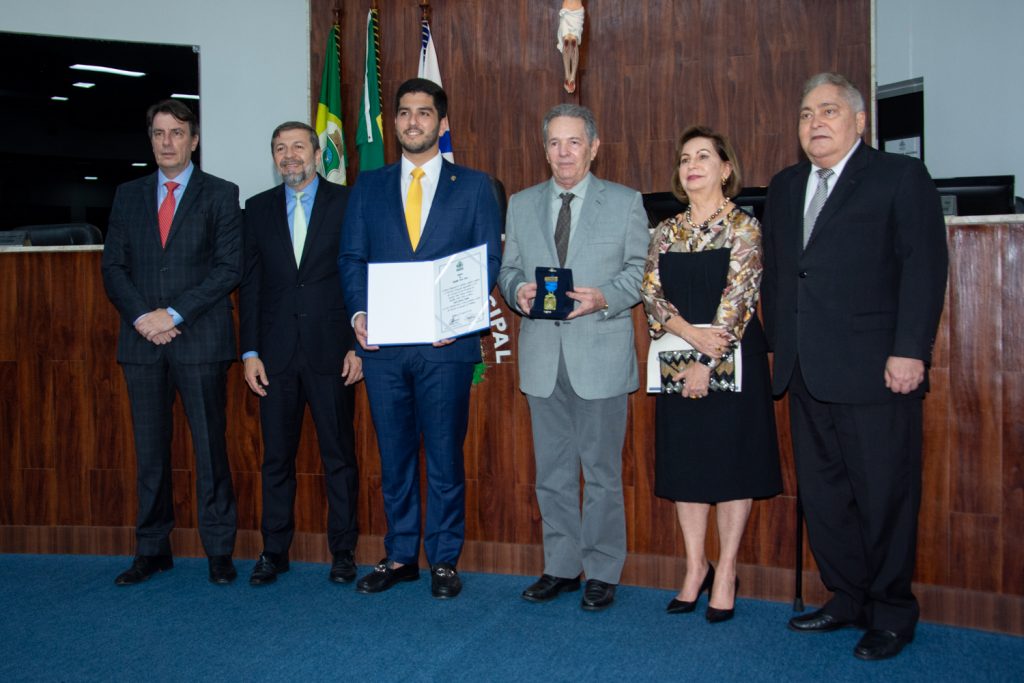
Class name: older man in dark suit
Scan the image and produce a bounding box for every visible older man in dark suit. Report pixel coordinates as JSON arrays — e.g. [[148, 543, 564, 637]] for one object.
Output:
[[102, 99, 242, 586], [240, 121, 360, 586], [761, 73, 948, 660]]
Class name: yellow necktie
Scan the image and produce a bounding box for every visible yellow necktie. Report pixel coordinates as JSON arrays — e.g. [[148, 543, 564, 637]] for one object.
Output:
[[405, 168, 425, 251]]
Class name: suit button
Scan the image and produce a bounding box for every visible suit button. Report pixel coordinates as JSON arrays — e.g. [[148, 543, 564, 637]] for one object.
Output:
[[554, 321, 560, 327], [799, 271, 808, 278]]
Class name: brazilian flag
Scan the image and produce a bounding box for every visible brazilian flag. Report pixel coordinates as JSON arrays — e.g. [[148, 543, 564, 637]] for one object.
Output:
[[356, 8, 385, 171]]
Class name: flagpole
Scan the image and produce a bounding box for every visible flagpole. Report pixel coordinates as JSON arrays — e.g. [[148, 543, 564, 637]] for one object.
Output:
[[333, 7, 342, 93], [333, 4, 344, 181]]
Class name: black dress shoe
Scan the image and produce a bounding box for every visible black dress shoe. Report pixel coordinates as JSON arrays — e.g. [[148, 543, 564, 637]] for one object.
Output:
[[521, 574, 581, 602], [854, 629, 913, 660], [114, 555, 173, 585], [356, 558, 419, 594], [208, 555, 237, 584], [666, 563, 715, 614], [581, 579, 616, 611], [430, 562, 462, 599], [329, 550, 357, 584], [788, 608, 854, 632], [250, 552, 289, 586]]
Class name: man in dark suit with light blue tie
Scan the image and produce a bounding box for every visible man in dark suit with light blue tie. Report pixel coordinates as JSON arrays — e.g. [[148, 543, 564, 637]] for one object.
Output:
[[338, 78, 502, 599], [240, 122, 361, 586], [102, 99, 241, 585]]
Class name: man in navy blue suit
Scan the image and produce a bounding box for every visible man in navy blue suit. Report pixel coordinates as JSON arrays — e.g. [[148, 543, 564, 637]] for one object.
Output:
[[338, 78, 502, 599]]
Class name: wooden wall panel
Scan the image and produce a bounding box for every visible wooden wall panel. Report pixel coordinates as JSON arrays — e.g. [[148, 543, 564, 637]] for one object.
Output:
[[1002, 371, 1024, 596], [0, 361, 18, 525], [54, 360, 91, 526], [950, 512, 1002, 593], [0, 257, 16, 361], [88, 468, 133, 528], [917, 369, 950, 586], [311, 0, 869, 196], [948, 227, 1003, 516]]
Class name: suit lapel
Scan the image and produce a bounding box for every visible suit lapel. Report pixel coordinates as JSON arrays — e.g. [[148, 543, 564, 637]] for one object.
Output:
[[165, 170, 203, 248], [806, 143, 870, 250], [421, 160, 455, 250], [298, 183, 326, 271], [534, 182, 558, 265], [567, 176, 603, 264], [790, 162, 811, 254], [384, 164, 410, 250], [269, 185, 296, 270], [142, 173, 161, 248]]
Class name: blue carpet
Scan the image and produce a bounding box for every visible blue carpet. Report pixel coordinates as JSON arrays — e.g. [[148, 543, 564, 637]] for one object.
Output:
[[0, 554, 1020, 681]]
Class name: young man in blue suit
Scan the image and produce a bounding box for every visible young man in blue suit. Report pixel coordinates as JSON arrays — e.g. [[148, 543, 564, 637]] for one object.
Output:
[[102, 100, 241, 586], [338, 78, 502, 598], [762, 73, 948, 660]]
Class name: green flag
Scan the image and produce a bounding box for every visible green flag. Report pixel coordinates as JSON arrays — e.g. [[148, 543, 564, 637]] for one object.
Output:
[[315, 25, 347, 185], [356, 8, 385, 171]]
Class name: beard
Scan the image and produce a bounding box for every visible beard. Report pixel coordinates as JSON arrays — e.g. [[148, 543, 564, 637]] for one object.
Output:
[[280, 161, 315, 188], [398, 125, 440, 155]]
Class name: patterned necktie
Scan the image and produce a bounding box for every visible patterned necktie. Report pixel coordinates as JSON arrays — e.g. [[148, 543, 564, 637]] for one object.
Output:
[[158, 181, 179, 248], [405, 168, 425, 251], [803, 168, 834, 247], [554, 192, 574, 266], [292, 190, 307, 265]]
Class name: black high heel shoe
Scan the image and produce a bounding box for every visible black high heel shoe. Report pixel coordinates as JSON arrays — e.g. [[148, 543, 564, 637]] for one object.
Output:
[[666, 564, 715, 614], [705, 576, 740, 623]]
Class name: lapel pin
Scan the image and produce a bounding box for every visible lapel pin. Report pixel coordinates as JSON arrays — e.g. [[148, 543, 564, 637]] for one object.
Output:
[[451, 175, 456, 182]]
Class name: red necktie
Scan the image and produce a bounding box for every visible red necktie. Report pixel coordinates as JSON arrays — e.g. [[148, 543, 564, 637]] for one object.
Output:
[[158, 181, 180, 247]]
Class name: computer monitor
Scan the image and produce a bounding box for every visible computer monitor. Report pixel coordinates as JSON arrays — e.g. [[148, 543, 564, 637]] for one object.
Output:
[[641, 192, 685, 229], [733, 186, 768, 222], [933, 175, 1015, 216], [642, 187, 769, 229]]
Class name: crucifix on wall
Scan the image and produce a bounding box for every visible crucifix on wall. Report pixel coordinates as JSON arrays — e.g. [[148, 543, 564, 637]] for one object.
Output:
[[558, 0, 584, 94]]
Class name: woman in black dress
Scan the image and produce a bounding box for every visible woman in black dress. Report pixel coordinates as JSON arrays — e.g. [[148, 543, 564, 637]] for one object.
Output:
[[641, 125, 781, 622]]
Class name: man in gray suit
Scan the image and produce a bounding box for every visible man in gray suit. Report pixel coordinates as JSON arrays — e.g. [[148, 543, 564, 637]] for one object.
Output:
[[498, 103, 649, 610]]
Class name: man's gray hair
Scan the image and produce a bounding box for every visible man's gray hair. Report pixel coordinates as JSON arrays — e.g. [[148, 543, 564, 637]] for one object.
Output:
[[542, 103, 599, 143], [801, 72, 865, 113]]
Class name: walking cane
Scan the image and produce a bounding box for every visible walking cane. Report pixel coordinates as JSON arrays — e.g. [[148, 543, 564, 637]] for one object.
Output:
[[794, 492, 805, 612]]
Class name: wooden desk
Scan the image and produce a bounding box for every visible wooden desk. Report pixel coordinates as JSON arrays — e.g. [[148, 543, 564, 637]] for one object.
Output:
[[2, 219, 1022, 633]]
